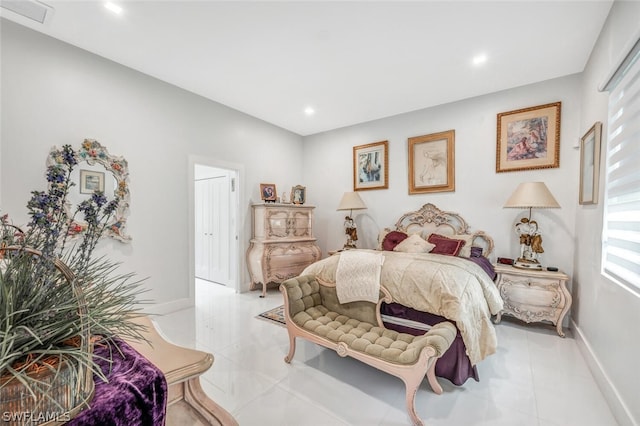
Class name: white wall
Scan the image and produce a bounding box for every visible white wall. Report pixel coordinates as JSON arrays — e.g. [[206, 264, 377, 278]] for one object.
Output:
[[303, 75, 582, 283], [575, 1, 640, 425], [0, 19, 303, 310]]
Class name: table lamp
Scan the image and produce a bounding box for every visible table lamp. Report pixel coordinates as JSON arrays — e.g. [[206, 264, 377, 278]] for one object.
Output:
[[337, 192, 367, 249], [503, 182, 560, 270]]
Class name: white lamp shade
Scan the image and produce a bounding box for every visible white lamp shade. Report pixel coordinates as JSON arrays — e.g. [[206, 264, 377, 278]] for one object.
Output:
[[337, 192, 367, 211], [504, 182, 560, 209]]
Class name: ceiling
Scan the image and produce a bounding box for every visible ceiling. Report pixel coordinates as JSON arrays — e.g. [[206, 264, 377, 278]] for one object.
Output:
[[1, 1, 613, 136]]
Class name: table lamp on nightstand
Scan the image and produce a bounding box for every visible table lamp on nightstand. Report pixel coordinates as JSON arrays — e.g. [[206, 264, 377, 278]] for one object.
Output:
[[504, 182, 560, 270], [337, 192, 367, 249]]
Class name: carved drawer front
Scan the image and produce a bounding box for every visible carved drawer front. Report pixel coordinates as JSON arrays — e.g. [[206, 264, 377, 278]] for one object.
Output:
[[289, 211, 312, 237], [266, 210, 290, 238], [502, 277, 561, 306], [500, 276, 564, 323], [264, 243, 321, 282]]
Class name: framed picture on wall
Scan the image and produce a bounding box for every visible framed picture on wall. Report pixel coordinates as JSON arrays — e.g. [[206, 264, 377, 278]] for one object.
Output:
[[408, 130, 455, 194], [79, 170, 105, 194], [579, 121, 602, 205], [496, 102, 561, 173], [353, 140, 389, 191]]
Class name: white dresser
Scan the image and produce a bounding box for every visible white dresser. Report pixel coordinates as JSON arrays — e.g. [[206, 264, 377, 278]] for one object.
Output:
[[246, 203, 322, 297], [493, 264, 572, 337]]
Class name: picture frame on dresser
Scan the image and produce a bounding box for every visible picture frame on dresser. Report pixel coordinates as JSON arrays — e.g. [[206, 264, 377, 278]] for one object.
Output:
[[579, 122, 602, 205], [353, 140, 389, 191], [496, 102, 561, 173], [291, 185, 306, 205], [408, 130, 455, 194], [260, 183, 277, 202]]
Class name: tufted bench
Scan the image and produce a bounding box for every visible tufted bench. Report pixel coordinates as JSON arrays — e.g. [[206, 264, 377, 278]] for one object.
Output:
[[280, 275, 456, 426]]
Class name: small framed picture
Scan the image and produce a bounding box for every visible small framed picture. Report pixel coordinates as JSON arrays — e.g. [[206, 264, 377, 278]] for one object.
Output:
[[260, 183, 277, 202], [291, 185, 306, 204], [408, 130, 455, 194], [79, 170, 105, 194], [579, 122, 602, 205], [496, 102, 561, 173], [353, 140, 389, 191]]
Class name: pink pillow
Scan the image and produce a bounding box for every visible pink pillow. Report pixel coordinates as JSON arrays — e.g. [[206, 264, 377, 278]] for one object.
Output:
[[382, 231, 408, 251], [427, 233, 466, 256]]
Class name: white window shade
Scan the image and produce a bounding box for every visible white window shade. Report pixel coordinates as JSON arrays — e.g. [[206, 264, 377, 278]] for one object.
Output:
[[602, 36, 640, 292]]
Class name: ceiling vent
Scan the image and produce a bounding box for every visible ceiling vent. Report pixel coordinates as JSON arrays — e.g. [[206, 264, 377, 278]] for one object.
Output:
[[1, 0, 53, 24]]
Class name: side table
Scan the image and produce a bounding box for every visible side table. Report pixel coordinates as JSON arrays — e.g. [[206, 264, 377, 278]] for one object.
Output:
[[493, 264, 572, 337]]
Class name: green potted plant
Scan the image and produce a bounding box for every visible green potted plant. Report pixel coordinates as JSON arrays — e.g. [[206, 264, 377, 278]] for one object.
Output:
[[0, 144, 147, 423]]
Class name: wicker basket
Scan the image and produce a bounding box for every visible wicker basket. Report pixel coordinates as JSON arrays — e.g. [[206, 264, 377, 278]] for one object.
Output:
[[0, 246, 95, 425]]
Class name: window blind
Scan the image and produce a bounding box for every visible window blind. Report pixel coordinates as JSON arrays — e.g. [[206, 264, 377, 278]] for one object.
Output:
[[602, 37, 640, 292]]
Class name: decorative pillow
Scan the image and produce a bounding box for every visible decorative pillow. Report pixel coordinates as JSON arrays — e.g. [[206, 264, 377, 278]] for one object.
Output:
[[393, 234, 436, 253], [427, 233, 466, 256], [452, 234, 475, 258], [382, 231, 409, 251], [470, 246, 484, 258]]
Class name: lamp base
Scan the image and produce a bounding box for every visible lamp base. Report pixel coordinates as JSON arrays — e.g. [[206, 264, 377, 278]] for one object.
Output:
[[513, 258, 543, 270]]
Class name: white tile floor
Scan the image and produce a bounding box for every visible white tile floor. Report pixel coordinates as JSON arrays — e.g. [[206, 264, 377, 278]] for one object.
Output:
[[153, 280, 618, 426]]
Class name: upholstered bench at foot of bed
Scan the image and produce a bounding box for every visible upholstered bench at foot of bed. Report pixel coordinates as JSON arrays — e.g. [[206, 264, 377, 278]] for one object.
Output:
[[280, 275, 456, 426]]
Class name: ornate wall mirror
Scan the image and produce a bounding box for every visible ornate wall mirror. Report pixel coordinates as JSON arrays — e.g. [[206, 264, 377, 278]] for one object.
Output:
[[47, 139, 131, 242]]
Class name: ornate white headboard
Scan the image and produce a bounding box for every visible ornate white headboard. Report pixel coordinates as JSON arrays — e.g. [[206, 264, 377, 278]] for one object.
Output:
[[393, 203, 494, 257]]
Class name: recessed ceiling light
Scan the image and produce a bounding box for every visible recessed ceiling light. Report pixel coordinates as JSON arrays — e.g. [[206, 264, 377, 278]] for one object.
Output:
[[472, 54, 488, 66], [104, 2, 122, 14], [304, 107, 315, 116]]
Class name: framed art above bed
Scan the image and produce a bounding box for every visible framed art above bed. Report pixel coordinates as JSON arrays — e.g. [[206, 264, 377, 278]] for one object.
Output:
[[496, 102, 561, 173], [408, 130, 455, 194]]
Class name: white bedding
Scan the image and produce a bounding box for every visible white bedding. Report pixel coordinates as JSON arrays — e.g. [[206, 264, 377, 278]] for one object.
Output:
[[302, 249, 504, 365]]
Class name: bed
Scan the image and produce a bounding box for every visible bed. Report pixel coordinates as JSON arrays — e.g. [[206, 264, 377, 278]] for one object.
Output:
[[301, 203, 503, 385]]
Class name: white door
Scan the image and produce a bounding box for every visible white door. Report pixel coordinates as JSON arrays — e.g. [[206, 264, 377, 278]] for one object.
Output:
[[194, 168, 232, 285]]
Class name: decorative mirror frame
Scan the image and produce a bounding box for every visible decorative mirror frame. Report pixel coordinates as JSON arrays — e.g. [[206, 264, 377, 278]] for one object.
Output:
[[47, 139, 131, 242]]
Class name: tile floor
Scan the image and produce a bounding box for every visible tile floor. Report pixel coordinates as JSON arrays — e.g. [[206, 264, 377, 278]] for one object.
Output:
[[153, 280, 618, 426]]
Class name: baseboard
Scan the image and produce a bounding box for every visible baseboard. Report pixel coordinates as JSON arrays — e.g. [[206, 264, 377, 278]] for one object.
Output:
[[143, 297, 192, 316], [571, 319, 637, 426]]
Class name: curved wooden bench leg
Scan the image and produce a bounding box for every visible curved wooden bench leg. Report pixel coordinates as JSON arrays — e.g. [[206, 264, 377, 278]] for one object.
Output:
[[426, 360, 443, 395], [403, 376, 425, 426], [284, 334, 296, 363]]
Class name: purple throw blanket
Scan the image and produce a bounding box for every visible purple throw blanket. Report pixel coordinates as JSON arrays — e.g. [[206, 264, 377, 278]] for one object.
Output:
[[69, 338, 167, 426]]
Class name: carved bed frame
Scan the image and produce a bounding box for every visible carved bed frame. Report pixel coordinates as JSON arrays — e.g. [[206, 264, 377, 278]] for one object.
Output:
[[390, 203, 494, 257]]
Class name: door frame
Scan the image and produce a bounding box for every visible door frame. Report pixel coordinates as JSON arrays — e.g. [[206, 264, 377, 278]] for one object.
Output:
[[188, 155, 243, 298]]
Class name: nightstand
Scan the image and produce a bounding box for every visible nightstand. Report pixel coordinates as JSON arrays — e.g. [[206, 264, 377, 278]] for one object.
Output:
[[493, 264, 572, 337]]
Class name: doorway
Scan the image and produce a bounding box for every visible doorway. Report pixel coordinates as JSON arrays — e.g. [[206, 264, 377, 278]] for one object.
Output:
[[193, 163, 239, 290]]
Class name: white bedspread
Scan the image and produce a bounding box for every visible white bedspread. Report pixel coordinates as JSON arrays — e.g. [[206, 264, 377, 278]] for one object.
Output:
[[335, 250, 384, 303], [302, 249, 503, 365]]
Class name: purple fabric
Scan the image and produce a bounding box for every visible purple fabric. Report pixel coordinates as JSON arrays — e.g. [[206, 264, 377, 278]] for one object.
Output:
[[465, 255, 497, 281], [69, 338, 167, 426], [381, 303, 479, 386]]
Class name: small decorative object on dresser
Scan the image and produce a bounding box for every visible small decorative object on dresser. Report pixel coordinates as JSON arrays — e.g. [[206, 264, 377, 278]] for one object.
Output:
[[246, 203, 321, 297], [494, 264, 572, 337]]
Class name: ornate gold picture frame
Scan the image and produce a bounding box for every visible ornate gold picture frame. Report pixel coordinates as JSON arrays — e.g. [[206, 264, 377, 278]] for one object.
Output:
[[408, 130, 455, 194], [496, 102, 561, 173], [579, 121, 602, 205], [353, 140, 388, 191]]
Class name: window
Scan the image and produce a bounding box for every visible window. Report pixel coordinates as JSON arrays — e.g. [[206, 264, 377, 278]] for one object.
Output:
[[601, 36, 640, 292]]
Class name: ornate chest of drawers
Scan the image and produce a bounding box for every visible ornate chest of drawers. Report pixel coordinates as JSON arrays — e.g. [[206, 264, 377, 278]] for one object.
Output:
[[246, 203, 321, 297], [493, 264, 572, 337]]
